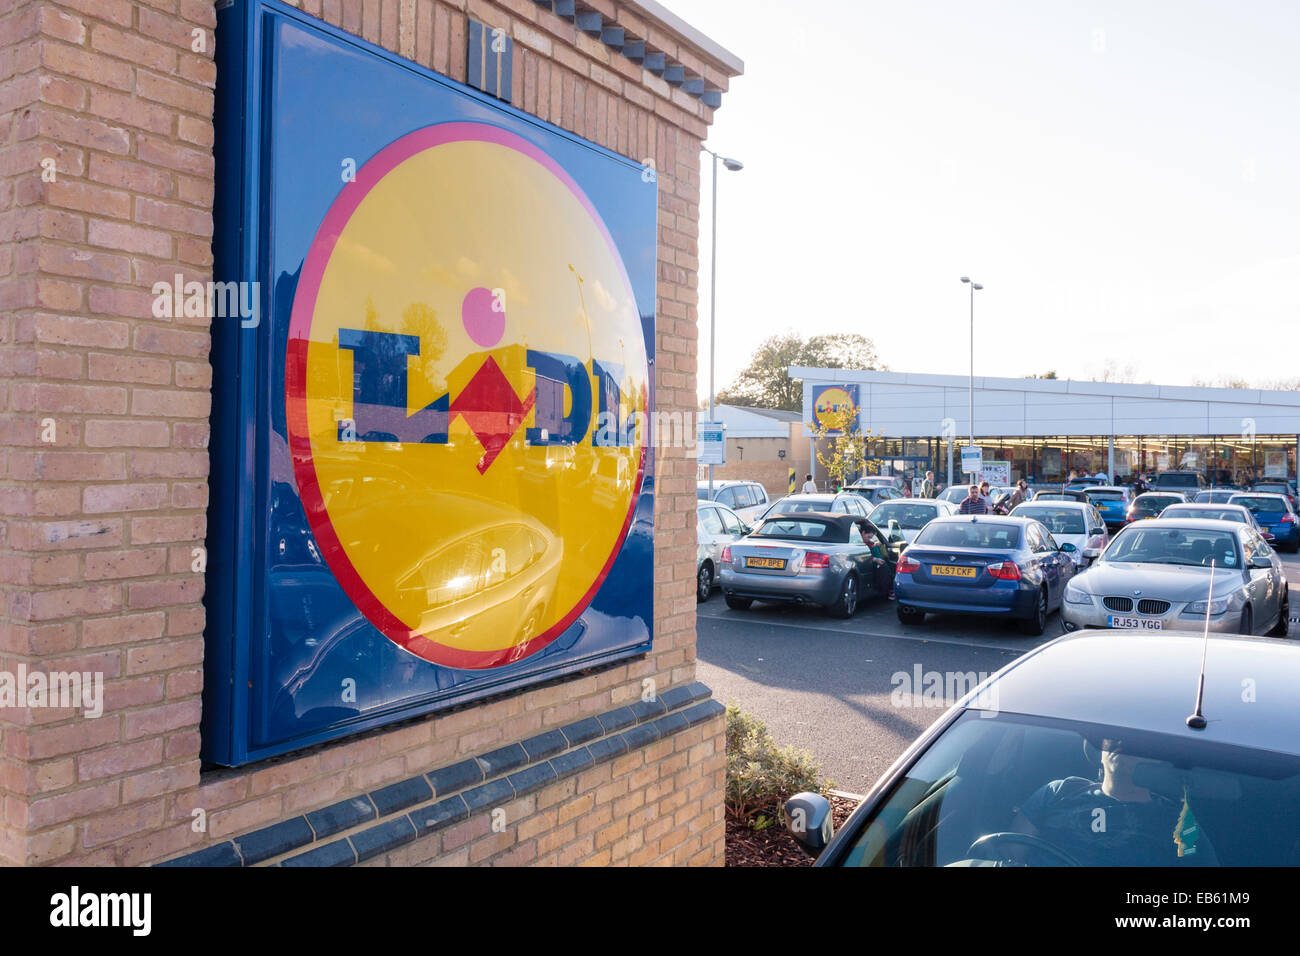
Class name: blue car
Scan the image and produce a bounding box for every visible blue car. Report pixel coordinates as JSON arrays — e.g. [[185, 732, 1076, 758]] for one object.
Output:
[[894, 515, 1077, 635], [1229, 493, 1300, 553]]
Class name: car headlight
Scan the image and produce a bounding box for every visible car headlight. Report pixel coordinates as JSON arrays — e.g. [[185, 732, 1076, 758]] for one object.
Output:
[[1186, 598, 1230, 615], [1064, 584, 1092, 605]]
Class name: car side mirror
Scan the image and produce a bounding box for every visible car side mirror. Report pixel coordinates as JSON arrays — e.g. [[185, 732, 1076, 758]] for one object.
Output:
[[887, 519, 904, 543], [1059, 542, 1078, 553], [785, 792, 833, 856], [741, 524, 753, 535], [1250, 553, 1272, 569]]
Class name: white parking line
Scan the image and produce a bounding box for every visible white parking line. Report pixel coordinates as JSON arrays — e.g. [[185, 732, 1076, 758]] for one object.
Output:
[[696, 607, 1041, 653]]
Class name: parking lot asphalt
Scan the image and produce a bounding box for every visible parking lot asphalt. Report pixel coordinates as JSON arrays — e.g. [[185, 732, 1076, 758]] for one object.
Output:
[[697, 550, 1300, 795]]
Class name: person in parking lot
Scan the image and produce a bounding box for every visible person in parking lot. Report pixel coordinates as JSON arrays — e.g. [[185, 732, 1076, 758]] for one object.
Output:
[[921, 470, 936, 498], [958, 484, 988, 515], [802, 473, 817, 493], [978, 480, 993, 509], [1010, 739, 1218, 866], [1008, 478, 1030, 509]]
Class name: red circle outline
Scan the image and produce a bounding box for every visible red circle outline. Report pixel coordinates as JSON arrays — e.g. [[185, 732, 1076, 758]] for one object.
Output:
[[285, 122, 648, 670]]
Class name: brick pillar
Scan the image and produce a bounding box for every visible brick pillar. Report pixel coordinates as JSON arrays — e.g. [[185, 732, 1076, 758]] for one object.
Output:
[[0, 0, 216, 865]]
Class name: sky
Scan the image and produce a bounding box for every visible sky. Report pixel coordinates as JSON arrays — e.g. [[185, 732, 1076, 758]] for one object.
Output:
[[667, 0, 1300, 401]]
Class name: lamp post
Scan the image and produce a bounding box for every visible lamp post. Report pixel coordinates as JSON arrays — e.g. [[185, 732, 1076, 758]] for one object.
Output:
[[704, 147, 743, 498], [960, 276, 983, 481]]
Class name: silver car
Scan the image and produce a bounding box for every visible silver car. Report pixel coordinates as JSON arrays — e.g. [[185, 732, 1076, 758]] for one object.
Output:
[[1061, 518, 1289, 636], [719, 512, 902, 618], [696, 501, 748, 602], [864, 498, 958, 545]]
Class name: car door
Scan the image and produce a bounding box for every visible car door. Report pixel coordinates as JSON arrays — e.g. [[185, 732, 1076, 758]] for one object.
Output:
[[1242, 529, 1281, 625], [698, 505, 726, 569], [1028, 523, 1064, 604]]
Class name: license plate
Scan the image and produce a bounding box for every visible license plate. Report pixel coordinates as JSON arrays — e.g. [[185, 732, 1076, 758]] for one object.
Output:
[[1107, 616, 1163, 630], [932, 565, 977, 578], [745, 557, 786, 570]]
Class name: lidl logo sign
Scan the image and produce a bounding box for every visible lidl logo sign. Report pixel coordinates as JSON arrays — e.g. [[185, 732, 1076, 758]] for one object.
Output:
[[811, 384, 859, 433], [286, 122, 649, 670]]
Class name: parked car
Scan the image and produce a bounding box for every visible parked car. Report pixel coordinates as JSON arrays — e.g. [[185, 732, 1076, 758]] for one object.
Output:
[[1008, 500, 1109, 569], [786, 629, 1300, 865], [937, 485, 975, 507], [1228, 493, 1300, 553], [718, 512, 903, 617], [850, 475, 906, 492], [1127, 491, 1189, 522], [757, 492, 873, 521], [1154, 471, 1208, 493], [865, 498, 958, 546], [696, 480, 771, 524], [1159, 502, 1273, 542], [1061, 517, 1288, 636], [843, 482, 904, 508], [1193, 489, 1242, 504], [1249, 480, 1299, 513], [1081, 485, 1132, 527], [1032, 489, 1091, 504], [1064, 476, 1105, 489], [696, 501, 749, 602], [893, 515, 1077, 635]]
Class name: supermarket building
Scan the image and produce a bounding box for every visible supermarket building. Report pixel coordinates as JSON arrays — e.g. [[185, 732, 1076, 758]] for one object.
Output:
[[796, 368, 1300, 488], [0, 0, 741, 865]]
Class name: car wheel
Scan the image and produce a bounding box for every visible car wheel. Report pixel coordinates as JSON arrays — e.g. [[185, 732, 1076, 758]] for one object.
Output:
[[1239, 605, 1253, 636], [1020, 588, 1048, 636], [1268, 594, 1290, 637], [724, 595, 753, 611], [696, 562, 713, 603], [829, 574, 859, 619], [897, 604, 925, 625]]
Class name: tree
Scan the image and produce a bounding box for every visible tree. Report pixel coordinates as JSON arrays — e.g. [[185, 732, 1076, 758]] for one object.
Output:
[[810, 405, 883, 491], [715, 332, 884, 411], [1026, 370, 1058, 379]]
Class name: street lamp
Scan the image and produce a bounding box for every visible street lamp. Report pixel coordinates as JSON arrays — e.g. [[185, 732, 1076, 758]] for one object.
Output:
[[960, 276, 984, 481], [705, 147, 743, 498]]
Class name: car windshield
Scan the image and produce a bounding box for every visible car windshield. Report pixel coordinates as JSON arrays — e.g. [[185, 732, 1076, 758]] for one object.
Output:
[[1134, 496, 1179, 512], [913, 522, 1022, 550], [1163, 507, 1245, 524], [1231, 496, 1285, 512], [1013, 507, 1085, 534], [768, 499, 833, 515], [1102, 526, 1240, 568], [750, 519, 847, 543], [1195, 492, 1235, 503], [834, 711, 1300, 867], [870, 503, 938, 530], [1087, 490, 1124, 501]]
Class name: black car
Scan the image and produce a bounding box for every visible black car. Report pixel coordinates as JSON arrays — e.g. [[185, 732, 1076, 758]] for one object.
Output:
[[1154, 471, 1208, 493]]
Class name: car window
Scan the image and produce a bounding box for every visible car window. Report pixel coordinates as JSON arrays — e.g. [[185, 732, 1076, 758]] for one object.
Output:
[[914, 522, 1022, 550], [1013, 507, 1085, 535], [1231, 496, 1286, 512], [718, 507, 745, 535], [750, 519, 848, 543], [749, 484, 768, 506], [1103, 526, 1241, 568], [715, 487, 737, 507], [698, 507, 724, 535], [831, 710, 1300, 867]]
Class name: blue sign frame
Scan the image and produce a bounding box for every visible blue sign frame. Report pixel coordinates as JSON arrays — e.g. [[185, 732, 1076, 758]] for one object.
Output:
[[204, 0, 657, 765]]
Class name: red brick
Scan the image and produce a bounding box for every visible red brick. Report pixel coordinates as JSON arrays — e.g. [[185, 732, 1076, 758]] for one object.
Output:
[[83, 548, 168, 581]]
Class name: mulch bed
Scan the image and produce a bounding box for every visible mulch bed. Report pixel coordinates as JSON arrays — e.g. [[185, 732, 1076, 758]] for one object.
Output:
[[725, 794, 861, 867]]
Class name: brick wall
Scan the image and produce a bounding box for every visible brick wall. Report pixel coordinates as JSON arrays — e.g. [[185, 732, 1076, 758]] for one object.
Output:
[[0, 0, 739, 866]]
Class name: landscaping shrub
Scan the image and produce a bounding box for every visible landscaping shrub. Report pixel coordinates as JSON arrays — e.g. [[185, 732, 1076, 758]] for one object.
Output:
[[725, 703, 831, 828]]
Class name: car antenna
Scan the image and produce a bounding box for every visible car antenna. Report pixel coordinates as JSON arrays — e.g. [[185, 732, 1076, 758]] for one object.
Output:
[[1186, 559, 1215, 730]]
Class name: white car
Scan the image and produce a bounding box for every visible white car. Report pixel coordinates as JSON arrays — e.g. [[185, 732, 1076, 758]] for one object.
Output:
[[697, 480, 771, 525], [696, 501, 749, 601], [862, 498, 957, 545], [1009, 499, 1109, 568]]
